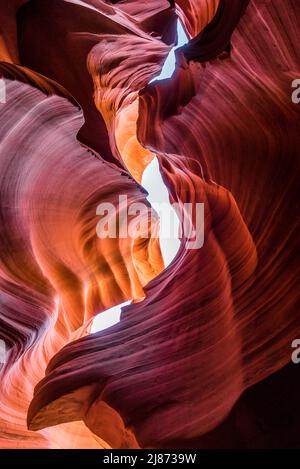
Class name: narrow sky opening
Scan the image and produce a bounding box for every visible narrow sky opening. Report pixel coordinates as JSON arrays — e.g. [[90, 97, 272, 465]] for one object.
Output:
[[91, 19, 187, 333], [150, 19, 189, 82], [141, 157, 180, 267], [91, 301, 131, 333]]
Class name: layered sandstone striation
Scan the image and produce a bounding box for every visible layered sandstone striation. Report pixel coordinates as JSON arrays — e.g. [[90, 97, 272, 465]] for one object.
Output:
[[0, 0, 299, 449]]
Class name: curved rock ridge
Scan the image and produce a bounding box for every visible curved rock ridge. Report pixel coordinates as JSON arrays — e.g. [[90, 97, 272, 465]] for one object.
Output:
[[0, 0, 299, 449], [181, 0, 250, 61], [175, 0, 219, 38], [0, 0, 176, 448], [28, 176, 257, 447], [16, 0, 177, 164], [139, 0, 300, 376], [0, 78, 163, 447]]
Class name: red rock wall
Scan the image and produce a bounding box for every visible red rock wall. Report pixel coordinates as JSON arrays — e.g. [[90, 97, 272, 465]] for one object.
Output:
[[0, 0, 299, 448]]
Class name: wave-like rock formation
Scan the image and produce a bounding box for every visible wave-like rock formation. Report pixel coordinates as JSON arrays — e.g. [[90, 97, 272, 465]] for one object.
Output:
[[0, 0, 299, 449]]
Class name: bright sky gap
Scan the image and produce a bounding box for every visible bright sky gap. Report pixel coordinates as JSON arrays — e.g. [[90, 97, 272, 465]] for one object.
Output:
[[91, 20, 188, 333]]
